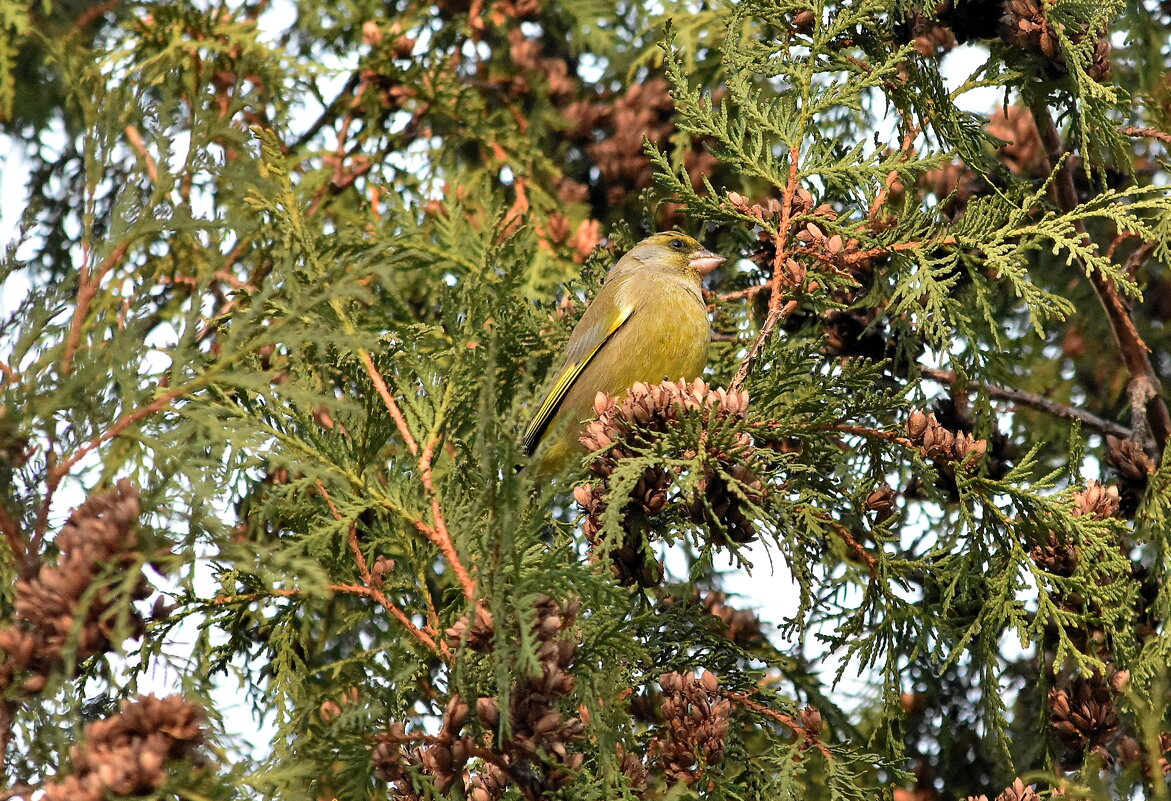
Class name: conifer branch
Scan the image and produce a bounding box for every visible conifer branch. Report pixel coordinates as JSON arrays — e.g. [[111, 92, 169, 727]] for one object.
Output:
[[33, 383, 189, 542], [1031, 104, 1171, 452], [831, 424, 916, 449], [733, 300, 799, 390], [828, 519, 877, 577], [123, 125, 157, 183], [922, 367, 1132, 438], [869, 122, 920, 218], [357, 350, 475, 599], [211, 583, 443, 655], [731, 145, 802, 391], [418, 437, 476, 600], [316, 480, 448, 658], [1121, 126, 1171, 147], [289, 72, 361, 152], [61, 240, 130, 375], [720, 690, 832, 760], [0, 359, 18, 386], [359, 349, 418, 456]]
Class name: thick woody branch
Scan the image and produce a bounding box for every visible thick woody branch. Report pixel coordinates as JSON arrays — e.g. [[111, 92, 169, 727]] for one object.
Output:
[[1031, 105, 1171, 452], [922, 367, 1131, 439]]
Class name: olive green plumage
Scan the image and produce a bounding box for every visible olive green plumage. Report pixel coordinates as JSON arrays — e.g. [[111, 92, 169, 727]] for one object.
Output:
[[524, 232, 722, 475]]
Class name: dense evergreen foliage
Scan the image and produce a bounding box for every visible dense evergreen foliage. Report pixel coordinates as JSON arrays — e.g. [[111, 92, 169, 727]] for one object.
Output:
[[3, 0, 1171, 798]]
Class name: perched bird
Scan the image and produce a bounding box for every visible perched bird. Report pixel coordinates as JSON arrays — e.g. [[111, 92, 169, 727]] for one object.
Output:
[[523, 232, 723, 475]]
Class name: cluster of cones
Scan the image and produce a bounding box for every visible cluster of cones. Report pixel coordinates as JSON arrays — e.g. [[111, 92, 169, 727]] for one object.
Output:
[[572, 379, 764, 586], [373, 597, 586, 799], [0, 481, 151, 697], [41, 695, 206, 801]]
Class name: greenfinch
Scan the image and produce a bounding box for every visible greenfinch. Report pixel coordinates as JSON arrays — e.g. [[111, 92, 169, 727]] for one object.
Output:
[[523, 232, 723, 474]]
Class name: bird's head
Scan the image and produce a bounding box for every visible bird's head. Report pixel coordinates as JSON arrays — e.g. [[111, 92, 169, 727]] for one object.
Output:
[[624, 232, 725, 278]]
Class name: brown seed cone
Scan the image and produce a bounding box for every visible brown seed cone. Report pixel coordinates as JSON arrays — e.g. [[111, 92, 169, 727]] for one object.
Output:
[[495, 0, 541, 21], [925, 160, 987, 218], [1105, 435, 1154, 482], [905, 409, 989, 468], [999, 0, 1111, 81], [995, 778, 1040, 801], [1105, 435, 1154, 517], [572, 78, 675, 205], [702, 591, 764, 645], [1030, 535, 1077, 577], [791, 9, 815, 33], [1048, 674, 1120, 767], [987, 105, 1045, 176], [445, 605, 496, 653], [864, 484, 898, 523], [1001, 0, 1058, 58], [900, 12, 956, 57], [1087, 38, 1112, 81], [1071, 480, 1120, 519]]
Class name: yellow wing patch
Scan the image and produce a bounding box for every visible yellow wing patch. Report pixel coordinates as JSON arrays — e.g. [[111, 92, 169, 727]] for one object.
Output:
[[523, 304, 636, 456]]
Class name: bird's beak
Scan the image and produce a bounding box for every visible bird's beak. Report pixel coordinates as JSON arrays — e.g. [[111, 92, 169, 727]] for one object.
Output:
[[690, 249, 725, 275]]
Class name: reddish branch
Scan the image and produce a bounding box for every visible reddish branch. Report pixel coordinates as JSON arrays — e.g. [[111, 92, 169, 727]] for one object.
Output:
[[316, 481, 447, 659], [720, 690, 833, 760], [360, 349, 418, 455], [416, 439, 474, 597], [0, 360, 18, 386], [1121, 125, 1171, 147], [124, 125, 158, 183], [731, 146, 803, 391], [831, 423, 917, 449], [32, 383, 188, 547], [869, 122, 920, 218], [72, 0, 118, 31], [1032, 106, 1171, 452], [358, 350, 476, 600], [61, 241, 130, 375]]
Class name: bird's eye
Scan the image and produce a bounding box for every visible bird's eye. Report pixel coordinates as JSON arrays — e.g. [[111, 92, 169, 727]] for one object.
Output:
[[670, 238, 684, 250]]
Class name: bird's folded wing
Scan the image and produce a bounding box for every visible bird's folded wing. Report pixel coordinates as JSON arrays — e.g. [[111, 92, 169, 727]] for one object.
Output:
[[523, 297, 637, 455]]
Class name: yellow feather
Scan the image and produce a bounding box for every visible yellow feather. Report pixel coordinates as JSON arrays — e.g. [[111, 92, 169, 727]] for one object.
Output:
[[522, 303, 636, 455]]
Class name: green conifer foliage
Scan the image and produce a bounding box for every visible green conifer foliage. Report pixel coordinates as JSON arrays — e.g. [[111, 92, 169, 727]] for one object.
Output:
[[3, 0, 1171, 798]]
